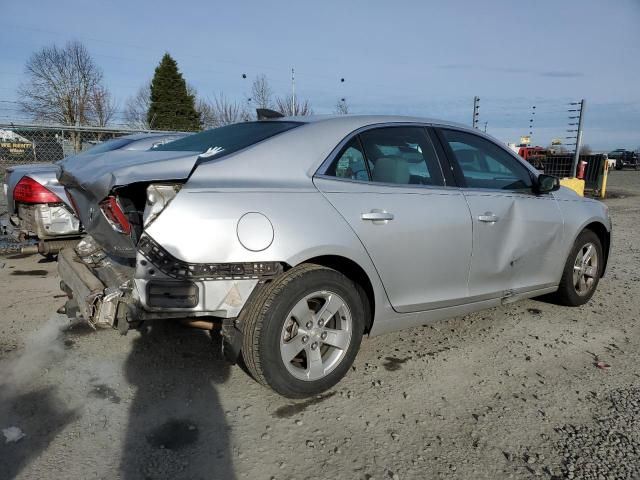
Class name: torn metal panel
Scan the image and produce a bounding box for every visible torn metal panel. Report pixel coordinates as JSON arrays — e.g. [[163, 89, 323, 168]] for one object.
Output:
[[58, 149, 201, 200], [94, 288, 123, 328], [57, 247, 105, 321]]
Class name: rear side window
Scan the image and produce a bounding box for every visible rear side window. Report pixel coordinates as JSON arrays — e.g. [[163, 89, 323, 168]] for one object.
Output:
[[152, 121, 302, 159], [359, 127, 444, 186], [325, 126, 444, 186], [440, 129, 533, 191], [325, 137, 371, 181]]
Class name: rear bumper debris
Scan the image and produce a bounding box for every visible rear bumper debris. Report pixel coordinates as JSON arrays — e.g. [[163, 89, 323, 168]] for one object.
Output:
[[58, 247, 117, 327], [57, 235, 262, 330]]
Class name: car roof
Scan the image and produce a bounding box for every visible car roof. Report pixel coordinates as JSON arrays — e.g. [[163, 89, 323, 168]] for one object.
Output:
[[271, 114, 472, 132], [188, 114, 518, 190]]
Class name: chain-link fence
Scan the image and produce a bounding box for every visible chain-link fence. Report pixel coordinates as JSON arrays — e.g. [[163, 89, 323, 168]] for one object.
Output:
[[525, 154, 608, 194], [0, 123, 185, 177]]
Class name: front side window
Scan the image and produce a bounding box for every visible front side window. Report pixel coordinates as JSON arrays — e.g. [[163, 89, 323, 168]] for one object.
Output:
[[440, 129, 533, 190], [359, 127, 444, 186]]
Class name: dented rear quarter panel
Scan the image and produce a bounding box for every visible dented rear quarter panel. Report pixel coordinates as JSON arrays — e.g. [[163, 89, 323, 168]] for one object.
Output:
[[143, 186, 391, 319]]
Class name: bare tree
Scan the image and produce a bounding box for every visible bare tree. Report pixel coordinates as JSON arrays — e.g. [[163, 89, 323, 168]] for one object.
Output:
[[251, 74, 274, 110], [196, 97, 217, 129], [124, 84, 152, 129], [197, 94, 249, 128], [89, 86, 116, 128], [18, 41, 109, 150], [276, 94, 313, 116], [334, 98, 350, 115]]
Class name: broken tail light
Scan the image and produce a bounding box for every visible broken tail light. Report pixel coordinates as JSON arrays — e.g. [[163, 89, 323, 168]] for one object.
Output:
[[14, 176, 63, 204], [99, 196, 131, 235]]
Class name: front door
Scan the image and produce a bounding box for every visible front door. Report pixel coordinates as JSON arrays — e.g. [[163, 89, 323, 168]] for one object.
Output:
[[315, 126, 473, 313], [436, 128, 564, 299]]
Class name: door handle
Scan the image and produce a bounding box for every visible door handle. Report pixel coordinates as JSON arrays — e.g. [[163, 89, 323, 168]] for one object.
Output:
[[478, 213, 499, 223], [361, 210, 394, 222]]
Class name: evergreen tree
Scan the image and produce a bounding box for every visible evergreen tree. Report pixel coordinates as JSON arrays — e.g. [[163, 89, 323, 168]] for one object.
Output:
[[147, 53, 200, 131]]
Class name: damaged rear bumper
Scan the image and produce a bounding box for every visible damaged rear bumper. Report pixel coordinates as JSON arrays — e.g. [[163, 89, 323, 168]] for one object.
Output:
[[57, 236, 261, 329], [58, 246, 129, 327]]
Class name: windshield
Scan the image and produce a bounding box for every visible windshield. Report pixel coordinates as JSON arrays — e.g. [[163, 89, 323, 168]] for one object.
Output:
[[151, 121, 302, 158]]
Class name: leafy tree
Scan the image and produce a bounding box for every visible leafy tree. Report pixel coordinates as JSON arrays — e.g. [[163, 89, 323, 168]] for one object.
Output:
[[147, 54, 200, 131]]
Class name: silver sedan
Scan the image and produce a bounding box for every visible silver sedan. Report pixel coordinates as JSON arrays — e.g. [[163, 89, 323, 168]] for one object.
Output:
[[56, 115, 611, 398]]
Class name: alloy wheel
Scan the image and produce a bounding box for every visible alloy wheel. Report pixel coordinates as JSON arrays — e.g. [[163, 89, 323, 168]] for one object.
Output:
[[280, 290, 352, 381], [572, 242, 598, 296]]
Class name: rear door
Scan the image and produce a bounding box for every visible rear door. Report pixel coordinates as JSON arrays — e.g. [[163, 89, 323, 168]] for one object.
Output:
[[435, 127, 564, 298], [315, 126, 473, 313]]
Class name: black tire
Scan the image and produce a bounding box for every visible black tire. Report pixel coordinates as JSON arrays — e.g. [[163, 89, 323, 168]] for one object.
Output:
[[553, 229, 603, 306], [241, 263, 365, 398]]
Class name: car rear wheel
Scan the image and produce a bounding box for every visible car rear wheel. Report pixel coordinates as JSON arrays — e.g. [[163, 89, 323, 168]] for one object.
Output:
[[241, 263, 365, 398], [554, 229, 603, 306]]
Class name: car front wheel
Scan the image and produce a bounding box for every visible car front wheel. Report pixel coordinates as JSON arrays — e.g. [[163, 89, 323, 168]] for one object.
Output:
[[554, 229, 603, 306], [241, 264, 365, 398]]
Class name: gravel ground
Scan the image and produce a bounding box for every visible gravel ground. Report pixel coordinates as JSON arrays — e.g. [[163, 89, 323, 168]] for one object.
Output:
[[0, 171, 638, 480]]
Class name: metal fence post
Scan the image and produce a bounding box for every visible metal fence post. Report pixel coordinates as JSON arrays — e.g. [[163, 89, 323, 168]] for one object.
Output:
[[472, 96, 480, 128], [571, 99, 585, 177]]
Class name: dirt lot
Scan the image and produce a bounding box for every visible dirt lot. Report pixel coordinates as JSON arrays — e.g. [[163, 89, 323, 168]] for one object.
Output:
[[0, 171, 639, 480]]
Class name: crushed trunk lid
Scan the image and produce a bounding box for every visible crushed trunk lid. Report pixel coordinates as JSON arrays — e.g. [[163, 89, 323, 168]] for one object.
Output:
[[57, 149, 201, 258], [58, 149, 201, 200]]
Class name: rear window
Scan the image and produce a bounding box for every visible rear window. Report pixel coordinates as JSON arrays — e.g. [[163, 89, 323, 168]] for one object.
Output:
[[151, 121, 302, 158]]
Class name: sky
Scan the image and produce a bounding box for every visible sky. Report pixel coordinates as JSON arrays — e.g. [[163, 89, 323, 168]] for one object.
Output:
[[0, 0, 638, 150]]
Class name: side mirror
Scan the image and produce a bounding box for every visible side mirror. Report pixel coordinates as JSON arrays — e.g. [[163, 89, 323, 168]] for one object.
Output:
[[534, 174, 560, 194]]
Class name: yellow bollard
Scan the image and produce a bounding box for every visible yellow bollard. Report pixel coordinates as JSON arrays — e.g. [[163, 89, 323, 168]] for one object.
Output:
[[600, 160, 609, 198]]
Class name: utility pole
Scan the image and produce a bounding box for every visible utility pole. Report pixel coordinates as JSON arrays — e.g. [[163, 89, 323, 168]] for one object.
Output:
[[472, 96, 480, 128], [569, 99, 586, 177], [484, 121, 488, 133], [291, 68, 296, 116], [528, 105, 536, 142]]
